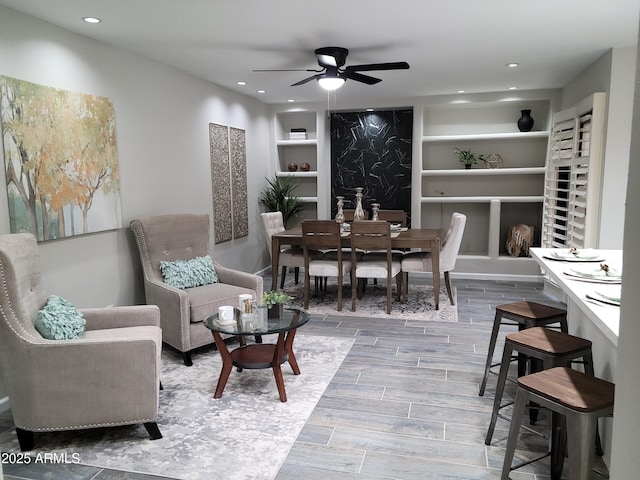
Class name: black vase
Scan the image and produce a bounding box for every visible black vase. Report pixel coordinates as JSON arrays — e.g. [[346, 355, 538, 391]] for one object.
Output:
[[517, 109, 534, 132]]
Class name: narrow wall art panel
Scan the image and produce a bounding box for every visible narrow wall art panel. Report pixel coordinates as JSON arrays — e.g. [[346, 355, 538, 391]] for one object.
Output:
[[210, 123, 233, 244], [209, 123, 248, 243], [229, 127, 248, 239], [0, 76, 123, 241]]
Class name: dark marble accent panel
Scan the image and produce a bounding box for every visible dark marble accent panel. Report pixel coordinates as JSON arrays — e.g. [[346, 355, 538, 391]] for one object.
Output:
[[330, 109, 413, 225]]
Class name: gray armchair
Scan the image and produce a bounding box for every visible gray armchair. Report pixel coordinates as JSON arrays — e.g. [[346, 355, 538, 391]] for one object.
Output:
[[0, 233, 163, 451], [130, 214, 263, 366]]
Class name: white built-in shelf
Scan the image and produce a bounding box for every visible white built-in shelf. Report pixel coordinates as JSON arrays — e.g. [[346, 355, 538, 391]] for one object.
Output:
[[421, 167, 546, 177], [421, 196, 544, 203], [276, 171, 318, 178], [276, 139, 317, 146], [422, 131, 548, 143], [297, 196, 318, 203]]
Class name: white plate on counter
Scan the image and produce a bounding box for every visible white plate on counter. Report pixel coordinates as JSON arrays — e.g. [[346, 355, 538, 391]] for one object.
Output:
[[564, 265, 622, 283], [586, 285, 622, 306], [545, 249, 605, 262]]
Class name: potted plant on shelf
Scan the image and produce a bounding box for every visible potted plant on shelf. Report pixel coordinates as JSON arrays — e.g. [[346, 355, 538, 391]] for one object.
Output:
[[262, 290, 294, 318], [454, 148, 485, 169], [258, 175, 305, 228]]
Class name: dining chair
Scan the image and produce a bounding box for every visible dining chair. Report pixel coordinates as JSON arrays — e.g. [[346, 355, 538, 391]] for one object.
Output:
[[343, 209, 369, 221], [301, 220, 352, 311], [401, 212, 466, 305], [376, 209, 407, 226], [349, 221, 403, 314], [261, 211, 305, 288]]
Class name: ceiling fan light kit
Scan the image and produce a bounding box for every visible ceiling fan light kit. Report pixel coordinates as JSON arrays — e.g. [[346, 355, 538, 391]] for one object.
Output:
[[317, 76, 345, 91]]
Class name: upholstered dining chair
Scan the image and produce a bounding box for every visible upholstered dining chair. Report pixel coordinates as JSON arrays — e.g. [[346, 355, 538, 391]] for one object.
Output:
[[0, 233, 163, 451], [401, 212, 466, 306], [260, 211, 305, 289], [130, 214, 263, 366], [301, 220, 351, 312], [349, 221, 402, 314]]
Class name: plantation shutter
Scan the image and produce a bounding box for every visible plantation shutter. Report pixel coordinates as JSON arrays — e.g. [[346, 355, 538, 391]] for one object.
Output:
[[542, 93, 606, 249]]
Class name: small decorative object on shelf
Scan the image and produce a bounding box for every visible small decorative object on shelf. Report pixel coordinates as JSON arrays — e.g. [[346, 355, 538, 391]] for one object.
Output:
[[300, 162, 311, 171], [506, 224, 535, 257], [335, 196, 345, 223], [353, 187, 365, 220], [484, 153, 503, 169], [454, 148, 484, 169], [371, 203, 380, 221], [517, 109, 534, 132], [287, 162, 298, 172], [262, 291, 294, 319], [289, 128, 307, 140]]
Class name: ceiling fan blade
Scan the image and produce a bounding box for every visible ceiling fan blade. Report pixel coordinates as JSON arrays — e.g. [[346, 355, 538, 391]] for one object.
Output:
[[345, 61, 410, 72], [291, 74, 323, 86], [253, 68, 321, 72], [341, 70, 381, 85]]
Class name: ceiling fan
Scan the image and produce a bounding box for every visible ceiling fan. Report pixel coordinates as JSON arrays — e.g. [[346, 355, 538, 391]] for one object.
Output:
[[253, 46, 410, 90]]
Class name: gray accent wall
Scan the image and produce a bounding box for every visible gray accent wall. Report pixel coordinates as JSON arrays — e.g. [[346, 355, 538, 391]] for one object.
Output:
[[0, 6, 271, 403]]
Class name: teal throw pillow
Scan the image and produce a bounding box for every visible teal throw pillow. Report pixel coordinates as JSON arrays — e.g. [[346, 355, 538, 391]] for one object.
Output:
[[34, 295, 86, 340], [160, 255, 219, 289]]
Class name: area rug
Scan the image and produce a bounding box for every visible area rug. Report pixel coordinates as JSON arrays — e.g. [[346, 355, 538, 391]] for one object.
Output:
[[0, 334, 354, 480], [283, 281, 458, 322]]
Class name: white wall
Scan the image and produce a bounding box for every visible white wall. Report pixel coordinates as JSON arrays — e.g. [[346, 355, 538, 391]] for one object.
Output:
[[0, 6, 271, 403], [0, 5, 271, 309], [610, 33, 640, 479], [561, 47, 636, 249]]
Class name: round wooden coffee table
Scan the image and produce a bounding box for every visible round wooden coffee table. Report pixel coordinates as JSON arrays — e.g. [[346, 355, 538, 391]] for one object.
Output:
[[204, 306, 310, 402]]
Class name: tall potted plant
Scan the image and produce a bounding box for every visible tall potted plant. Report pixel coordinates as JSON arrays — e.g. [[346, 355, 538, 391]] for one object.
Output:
[[259, 175, 304, 227]]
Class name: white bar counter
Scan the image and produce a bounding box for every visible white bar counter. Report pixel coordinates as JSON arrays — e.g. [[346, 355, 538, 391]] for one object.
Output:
[[530, 248, 621, 346], [530, 247, 621, 465]]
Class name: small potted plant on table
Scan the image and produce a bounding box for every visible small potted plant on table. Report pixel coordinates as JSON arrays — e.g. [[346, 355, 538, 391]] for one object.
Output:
[[454, 147, 485, 169], [262, 291, 294, 319]]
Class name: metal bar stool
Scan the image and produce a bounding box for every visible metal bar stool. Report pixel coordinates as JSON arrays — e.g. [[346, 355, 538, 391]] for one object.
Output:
[[479, 301, 568, 397], [485, 326, 595, 447], [501, 367, 614, 480]]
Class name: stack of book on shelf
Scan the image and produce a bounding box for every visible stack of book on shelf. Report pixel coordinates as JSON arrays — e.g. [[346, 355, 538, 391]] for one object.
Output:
[[289, 128, 307, 140]]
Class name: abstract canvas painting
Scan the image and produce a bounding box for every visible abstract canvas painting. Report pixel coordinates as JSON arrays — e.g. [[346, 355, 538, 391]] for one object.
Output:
[[209, 123, 248, 244], [0, 76, 122, 241]]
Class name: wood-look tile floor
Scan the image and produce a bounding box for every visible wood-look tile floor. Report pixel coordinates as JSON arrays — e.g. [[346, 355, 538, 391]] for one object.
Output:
[[0, 278, 609, 480]]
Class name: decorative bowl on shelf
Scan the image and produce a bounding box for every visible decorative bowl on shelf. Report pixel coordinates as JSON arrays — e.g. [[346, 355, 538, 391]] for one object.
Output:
[[287, 163, 298, 172], [300, 162, 311, 171]]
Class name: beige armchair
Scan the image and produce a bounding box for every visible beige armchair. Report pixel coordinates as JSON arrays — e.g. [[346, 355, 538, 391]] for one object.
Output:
[[0, 233, 163, 451], [130, 214, 263, 366]]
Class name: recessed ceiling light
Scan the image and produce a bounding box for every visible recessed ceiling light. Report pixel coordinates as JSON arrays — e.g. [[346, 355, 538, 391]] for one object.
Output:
[[508, 86, 518, 90], [457, 90, 467, 94], [257, 90, 266, 94], [506, 62, 519, 68], [236, 81, 247, 86], [287, 99, 295, 103], [82, 17, 101, 24], [366, 108, 374, 112]]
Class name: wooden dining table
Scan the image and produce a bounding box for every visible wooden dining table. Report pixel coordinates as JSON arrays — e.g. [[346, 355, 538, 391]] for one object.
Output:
[[271, 226, 443, 309]]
